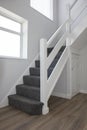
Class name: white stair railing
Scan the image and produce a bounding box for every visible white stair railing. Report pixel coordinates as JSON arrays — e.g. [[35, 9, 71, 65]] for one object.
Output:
[[40, 0, 87, 115], [70, 0, 78, 10], [69, 0, 87, 29], [40, 19, 71, 115], [70, 0, 87, 43], [72, 5, 87, 25]]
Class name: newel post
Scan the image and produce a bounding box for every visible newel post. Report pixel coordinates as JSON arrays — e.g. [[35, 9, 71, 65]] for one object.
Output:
[[40, 39, 49, 115], [66, 4, 71, 46]]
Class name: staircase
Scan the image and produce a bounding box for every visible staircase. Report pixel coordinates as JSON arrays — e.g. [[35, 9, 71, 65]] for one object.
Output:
[[8, 0, 87, 115], [8, 46, 66, 115]]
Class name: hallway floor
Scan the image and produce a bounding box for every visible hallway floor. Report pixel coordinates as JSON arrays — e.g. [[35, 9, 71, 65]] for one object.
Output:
[[0, 93, 87, 130]]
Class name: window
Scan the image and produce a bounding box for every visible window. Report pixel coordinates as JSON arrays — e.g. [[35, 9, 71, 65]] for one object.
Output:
[[30, 0, 53, 20], [0, 7, 28, 59]]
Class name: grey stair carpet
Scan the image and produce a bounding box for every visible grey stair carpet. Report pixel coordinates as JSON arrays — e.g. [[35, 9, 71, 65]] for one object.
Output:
[[8, 45, 66, 115], [16, 84, 40, 101], [30, 67, 53, 77], [23, 76, 40, 87], [8, 95, 43, 115]]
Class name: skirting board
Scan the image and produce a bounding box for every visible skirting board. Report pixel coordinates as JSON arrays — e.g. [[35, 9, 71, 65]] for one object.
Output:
[[52, 91, 72, 99], [80, 90, 87, 94]]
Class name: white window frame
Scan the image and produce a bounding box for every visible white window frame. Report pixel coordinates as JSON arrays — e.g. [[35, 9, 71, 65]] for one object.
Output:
[[50, 0, 53, 20], [30, 0, 53, 20], [0, 7, 28, 59]]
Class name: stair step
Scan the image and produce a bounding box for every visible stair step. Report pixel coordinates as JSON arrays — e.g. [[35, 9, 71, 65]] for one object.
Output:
[[16, 84, 40, 101], [59, 45, 66, 52], [50, 58, 60, 68], [35, 60, 40, 68], [30, 67, 54, 77], [48, 67, 53, 77], [30, 67, 40, 76], [8, 94, 43, 115], [47, 47, 53, 56], [55, 51, 62, 60], [23, 76, 40, 87]]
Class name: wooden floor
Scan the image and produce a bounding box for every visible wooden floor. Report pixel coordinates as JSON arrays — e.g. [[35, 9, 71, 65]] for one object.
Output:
[[0, 93, 87, 130]]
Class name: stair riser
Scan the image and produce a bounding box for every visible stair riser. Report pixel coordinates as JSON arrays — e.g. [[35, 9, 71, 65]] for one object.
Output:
[[30, 68, 53, 78], [30, 68, 40, 76], [35, 53, 62, 68], [23, 76, 40, 87], [35, 61, 40, 68], [16, 87, 40, 101], [8, 97, 43, 115], [47, 48, 53, 56]]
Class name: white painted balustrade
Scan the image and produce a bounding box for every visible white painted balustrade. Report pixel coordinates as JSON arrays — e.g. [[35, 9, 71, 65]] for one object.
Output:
[[40, 0, 87, 115], [40, 19, 70, 115]]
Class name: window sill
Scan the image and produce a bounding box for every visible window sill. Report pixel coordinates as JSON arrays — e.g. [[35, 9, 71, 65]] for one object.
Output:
[[0, 56, 28, 60]]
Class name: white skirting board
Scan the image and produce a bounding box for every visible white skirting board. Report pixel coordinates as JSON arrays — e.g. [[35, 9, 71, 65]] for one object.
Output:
[[0, 54, 39, 108], [52, 91, 72, 99], [80, 90, 87, 94]]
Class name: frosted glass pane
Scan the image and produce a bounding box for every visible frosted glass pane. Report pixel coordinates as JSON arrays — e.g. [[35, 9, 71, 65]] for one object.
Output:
[[0, 15, 21, 32], [0, 30, 20, 57], [30, 0, 52, 19]]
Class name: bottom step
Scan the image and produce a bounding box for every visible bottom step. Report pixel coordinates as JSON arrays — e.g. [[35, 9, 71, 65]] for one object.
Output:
[[8, 95, 43, 115]]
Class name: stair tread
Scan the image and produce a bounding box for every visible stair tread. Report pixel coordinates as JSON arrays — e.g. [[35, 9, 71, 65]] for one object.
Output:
[[23, 75, 40, 78], [23, 75, 40, 87], [16, 84, 40, 101], [35, 60, 40, 62], [16, 84, 40, 91], [47, 47, 54, 56], [30, 67, 40, 70], [8, 94, 43, 105], [30, 67, 40, 76], [30, 67, 54, 70]]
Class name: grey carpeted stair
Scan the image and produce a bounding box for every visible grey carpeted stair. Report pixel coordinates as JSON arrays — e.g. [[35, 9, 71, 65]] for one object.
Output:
[[35, 60, 40, 68], [30, 67, 40, 76], [30, 67, 53, 77], [23, 76, 40, 87], [16, 84, 40, 101], [8, 95, 43, 115], [8, 45, 66, 115], [47, 47, 53, 56]]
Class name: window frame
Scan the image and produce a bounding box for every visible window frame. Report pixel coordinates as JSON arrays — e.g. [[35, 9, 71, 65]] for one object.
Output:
[[0, 7, 28, 60]]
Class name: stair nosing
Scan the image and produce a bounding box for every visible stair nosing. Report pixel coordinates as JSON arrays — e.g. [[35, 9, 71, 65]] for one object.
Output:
[[16, 84, 40, 91]]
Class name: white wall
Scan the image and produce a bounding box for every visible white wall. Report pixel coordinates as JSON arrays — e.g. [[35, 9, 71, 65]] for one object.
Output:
[[0, 0, 58, 104], [80, 45, 87, 93]]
